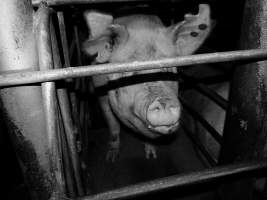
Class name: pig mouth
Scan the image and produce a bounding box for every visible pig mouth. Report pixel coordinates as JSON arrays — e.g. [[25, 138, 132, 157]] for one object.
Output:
[[144, 96, 181, 135], [132, 90, 181, 136], [147, 121, 179, 135]]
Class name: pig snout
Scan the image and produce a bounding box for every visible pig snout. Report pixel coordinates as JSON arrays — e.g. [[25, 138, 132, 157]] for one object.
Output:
[[146, 97, 180, 134]]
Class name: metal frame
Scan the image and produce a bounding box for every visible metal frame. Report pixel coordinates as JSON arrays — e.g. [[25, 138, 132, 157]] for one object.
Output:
[[1, 0, 267, 200], [32, 0, 183, 6], [76, 159, 267, 200], [36, 3, 67, 197], [0, 49, 267, 87]]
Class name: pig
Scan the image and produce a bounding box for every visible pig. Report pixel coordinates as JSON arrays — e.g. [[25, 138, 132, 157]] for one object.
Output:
[[83, 4, 212, 161]]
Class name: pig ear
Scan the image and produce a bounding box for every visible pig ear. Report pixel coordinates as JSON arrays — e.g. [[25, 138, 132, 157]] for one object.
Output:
[[83, 24, 129, 63], [83, 36, 113, 63], [83, 11, 129, 63], [84, 11, 113, 38], [170, 4, 212, 56], [83, 11, 113, 62]]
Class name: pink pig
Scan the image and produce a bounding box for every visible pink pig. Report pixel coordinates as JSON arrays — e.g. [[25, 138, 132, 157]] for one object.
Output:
[[83, 4, 212, 161]]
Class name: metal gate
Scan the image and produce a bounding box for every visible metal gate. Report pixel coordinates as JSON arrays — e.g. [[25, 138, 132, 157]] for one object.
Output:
[[1, 0, 267, 200]]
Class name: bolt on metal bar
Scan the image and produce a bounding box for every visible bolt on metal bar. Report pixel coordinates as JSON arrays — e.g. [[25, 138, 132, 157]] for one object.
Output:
[[180, 122, 217, 166], [36, 3, 67, 196], [0, 49, 267, 87], [77, 159, 267, 200], [180, 98, 223, 145]]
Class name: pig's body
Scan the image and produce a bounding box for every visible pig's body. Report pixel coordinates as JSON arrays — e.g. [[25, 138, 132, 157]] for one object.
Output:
[[83, 4, 212, 161]]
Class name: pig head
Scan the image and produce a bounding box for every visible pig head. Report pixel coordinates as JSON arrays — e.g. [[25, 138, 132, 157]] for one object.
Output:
[[83, 4, 212, 160]]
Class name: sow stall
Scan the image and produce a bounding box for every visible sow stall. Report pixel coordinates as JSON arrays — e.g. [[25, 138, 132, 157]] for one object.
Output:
[[1, 0, 267, 200]]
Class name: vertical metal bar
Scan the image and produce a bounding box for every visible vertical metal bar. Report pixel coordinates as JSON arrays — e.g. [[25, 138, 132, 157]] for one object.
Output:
[[74, 25, 82, 66], [36, 3, 67, 198], [56, 101, 76, 197], [57, 10, 80, 144], [57, 11, 71, 68], [50, 20, 85, 196], [0, 1, 59, 199], [218, 0, 267, 199]]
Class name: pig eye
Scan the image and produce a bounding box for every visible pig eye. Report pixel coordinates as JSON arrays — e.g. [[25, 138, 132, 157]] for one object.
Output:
[[110, 32, 119, 47]]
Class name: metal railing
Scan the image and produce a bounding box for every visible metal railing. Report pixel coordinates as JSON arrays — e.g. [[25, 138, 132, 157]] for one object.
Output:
[[77, 159, 267, 200], [2, 0, 267, 200], [0, 49, 267, 87]]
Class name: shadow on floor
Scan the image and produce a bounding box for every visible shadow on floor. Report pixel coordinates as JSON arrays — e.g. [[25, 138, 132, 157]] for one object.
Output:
[[85, 126, 216, 200]]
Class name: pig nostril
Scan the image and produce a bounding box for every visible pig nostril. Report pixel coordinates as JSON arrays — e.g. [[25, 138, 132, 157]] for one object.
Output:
[[148, 99, 162, 112], [147, 98, 180, 128], [169, 106, 180, 117]]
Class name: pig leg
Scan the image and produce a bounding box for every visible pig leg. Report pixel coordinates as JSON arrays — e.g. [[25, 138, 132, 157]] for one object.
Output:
[[99, 96, 120, 162], [144, 143, 157, 159]]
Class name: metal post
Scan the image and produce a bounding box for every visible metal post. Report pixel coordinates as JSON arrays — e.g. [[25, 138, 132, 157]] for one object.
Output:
[[218, 0, 267, 199], [0, 1, 63, 199]]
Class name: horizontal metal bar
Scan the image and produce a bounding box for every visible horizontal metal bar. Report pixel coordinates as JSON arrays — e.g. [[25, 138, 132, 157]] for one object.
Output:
[[180, 122, 217, 166], [0, 49, 266, 87], [180, 98, 223, 145], [77, 159, 267, 200], [194, 83, 228, 110], [32, 0, 179, 6]]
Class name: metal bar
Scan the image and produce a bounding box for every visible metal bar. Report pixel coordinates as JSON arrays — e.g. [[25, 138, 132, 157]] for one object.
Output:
[[217, 0, 267, 199], [51, 18, 81, 197], [194, 83, 228, 110], [57, 12, 71, 68], [56, 98, 76, 197], [180, 122, 217, 166], [0, 49, 267, 87], [77, 159, 267, 200], [74, 25, 82, 66], [32, 0, 180, 6], [179, 71, 228, 109], [51, 19, 85, 196], [0, 1, 57, 199], [36, 3, 67, 197], [69, 36, 77, 63], [180, 98, 223, 145]]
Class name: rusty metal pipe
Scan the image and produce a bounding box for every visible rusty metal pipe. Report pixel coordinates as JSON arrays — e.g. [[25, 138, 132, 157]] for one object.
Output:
[[77, 159, 267, 200], [0, 49, 267, 87]]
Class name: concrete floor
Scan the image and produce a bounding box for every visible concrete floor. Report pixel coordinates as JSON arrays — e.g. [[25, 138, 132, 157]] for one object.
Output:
[[85, 126, 215, 199]]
